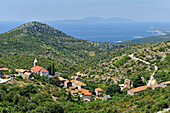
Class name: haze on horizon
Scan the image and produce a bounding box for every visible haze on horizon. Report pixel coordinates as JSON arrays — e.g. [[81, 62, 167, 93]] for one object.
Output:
[[0, 0, 170, 22]]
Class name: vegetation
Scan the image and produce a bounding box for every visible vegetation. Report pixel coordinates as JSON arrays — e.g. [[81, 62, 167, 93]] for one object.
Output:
[[0, 83, 64, 113], [106, 84, 121, 96], [80, 41, 170, 84], [121, 35, 170, 44], [0, 21, 124, 75], [0, 22, 169, 113], [0, 78, 169, 113], [115, 54, 130, 66], [131, 75, 146, 88]]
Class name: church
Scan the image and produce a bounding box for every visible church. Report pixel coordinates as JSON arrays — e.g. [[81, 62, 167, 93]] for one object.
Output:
[[31, 59, 49, 76]]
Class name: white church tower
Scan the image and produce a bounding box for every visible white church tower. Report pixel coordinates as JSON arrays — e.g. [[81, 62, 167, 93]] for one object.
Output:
[[34, 59, 38, 66]]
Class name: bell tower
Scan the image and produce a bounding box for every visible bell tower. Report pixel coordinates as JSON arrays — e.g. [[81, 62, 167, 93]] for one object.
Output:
[[34, 59, 38, 66]]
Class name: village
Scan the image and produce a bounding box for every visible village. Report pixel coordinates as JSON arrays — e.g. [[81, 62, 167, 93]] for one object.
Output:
[[0, 59, 169, 102]]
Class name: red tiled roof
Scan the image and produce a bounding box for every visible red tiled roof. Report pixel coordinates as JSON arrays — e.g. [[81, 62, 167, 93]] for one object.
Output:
[[70, 80, 77, 83], [31, 66, 43, 73], [95, 88, 103, 91], [0, 68, 9, 71], [40, 69, 48, 73], [72, 90, 78, 94], [15, 69, 21, 72], [138, 85, 148, 91], [98, 93, 103, 95], [24, 72, 32, 76], [79, 88, 89, 93], [64, 79, 70, 83], [131, 85, 148, 93], [162, 81, 170, 85], [69, 87, 76, 90], [75, 81, 86, 86], [131, 88, 141, 93], [123, 86, 130, 89], [58, 77, 65, 81], [18, 69, 26, 73], [151, 84, 157, 88], [84, 92, 92, 96]]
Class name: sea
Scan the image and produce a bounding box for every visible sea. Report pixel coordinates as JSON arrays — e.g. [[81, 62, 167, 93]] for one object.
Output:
[[1, 21, 170, 43]]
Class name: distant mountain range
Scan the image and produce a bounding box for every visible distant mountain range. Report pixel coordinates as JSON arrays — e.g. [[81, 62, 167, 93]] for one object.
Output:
[[49, 17, 133, 23]]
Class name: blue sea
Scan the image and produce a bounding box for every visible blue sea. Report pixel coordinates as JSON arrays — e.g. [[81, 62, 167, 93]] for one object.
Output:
[[1, 21, 170, 43]]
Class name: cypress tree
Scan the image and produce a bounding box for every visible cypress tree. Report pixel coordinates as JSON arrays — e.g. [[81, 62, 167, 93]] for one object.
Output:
[[47, 65, 51, 75], [51, 63, 55, 76]]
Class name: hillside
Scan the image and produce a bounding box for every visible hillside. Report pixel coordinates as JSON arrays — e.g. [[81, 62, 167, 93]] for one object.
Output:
[[0, 21, 124, 73], [0, 22, 169, 113], [78, 41, 170, 84], [0, 21, 169, 79], [121, 34, 170, 44], [0, 75, 169, 113]]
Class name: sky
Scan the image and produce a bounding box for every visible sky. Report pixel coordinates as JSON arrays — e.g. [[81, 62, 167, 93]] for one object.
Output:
[[0, 0, 170, 21]]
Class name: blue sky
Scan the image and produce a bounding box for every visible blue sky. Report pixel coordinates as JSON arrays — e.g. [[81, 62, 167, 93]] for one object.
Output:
[[0, 0, 170, 21]]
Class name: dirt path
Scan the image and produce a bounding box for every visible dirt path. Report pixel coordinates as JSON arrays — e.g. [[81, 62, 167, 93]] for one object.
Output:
[[128, 54, 158, 86]]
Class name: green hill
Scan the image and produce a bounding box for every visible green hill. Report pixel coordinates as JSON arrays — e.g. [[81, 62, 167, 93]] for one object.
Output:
[[0, 22, 169, 113], [121, 35, 170, 44], [0, 21, 124, 73], [79, 41, 170, 84]]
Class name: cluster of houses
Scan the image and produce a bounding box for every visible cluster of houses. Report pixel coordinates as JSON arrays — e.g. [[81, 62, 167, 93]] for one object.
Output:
[[0, 59, 169, 102], [0, 68, 10, 78], [0, 59, 50, 80], [58, 75, 111, 102], [128, 81, 170, 95], [118, 78, 170, 95], [0, 59, 109, 102], [119, 79, 132, 91]]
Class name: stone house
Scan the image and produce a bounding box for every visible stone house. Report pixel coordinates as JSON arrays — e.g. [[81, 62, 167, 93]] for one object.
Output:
[[79, 88, 92, 102], [23, 72, 34, 81], [58, 77, 66, 86], [71, 80, 87, 90], [95, 88, 103, 95], [75, 81, 87, 90], [84, 92, 92, 102], [39, 69, 49, 76], [123, 79, 132, 89], [17, 69, 26, 76], [64, 79, 72, 88], [71, 80, 77, 87], [128, 85, 148, 95], [0, 68, 10, 73], [102, 95, 111, 101]]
